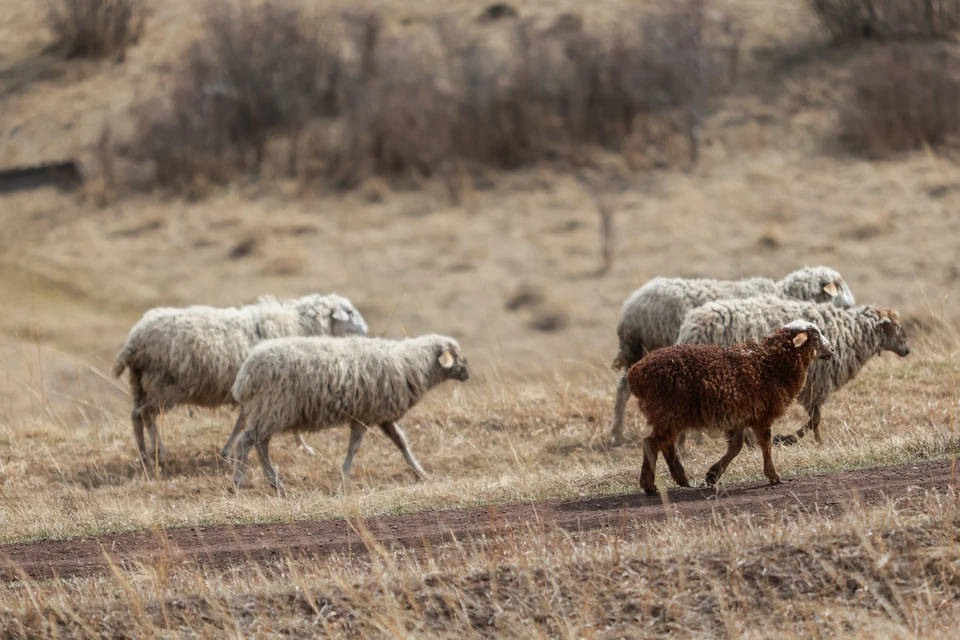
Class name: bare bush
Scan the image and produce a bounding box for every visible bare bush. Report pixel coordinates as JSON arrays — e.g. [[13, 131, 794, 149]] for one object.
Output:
[[132, 1, 740, 196], [808, 0, 960, 42], [842, 46, 960, 157], [46, 0, 146, 59]]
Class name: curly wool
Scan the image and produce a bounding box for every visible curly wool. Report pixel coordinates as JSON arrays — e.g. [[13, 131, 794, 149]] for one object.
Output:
[[114, 293, 367, 409], [627, 322, 830, 493], [676, 296, 910, 444], [614, 266, 854, 367], [232, 334, 466, 436], [608, 266, 855, 446]]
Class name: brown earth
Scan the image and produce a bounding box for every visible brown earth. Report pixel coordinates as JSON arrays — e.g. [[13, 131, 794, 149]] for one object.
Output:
[[1, 458, 954, 583]]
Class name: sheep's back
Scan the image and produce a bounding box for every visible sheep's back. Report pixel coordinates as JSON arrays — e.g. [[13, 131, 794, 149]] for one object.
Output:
[[237, 339, 422, 432], [620, 277, 779, 353]]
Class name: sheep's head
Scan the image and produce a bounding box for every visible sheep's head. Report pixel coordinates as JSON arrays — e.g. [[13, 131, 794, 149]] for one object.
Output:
[[436, 339, 470, 382], [780, 266, 856, 308], [329, 301, 369, 337], [782, 319, 834, 360], [295, 294, 369, 337], [875, 308, 910, 357]]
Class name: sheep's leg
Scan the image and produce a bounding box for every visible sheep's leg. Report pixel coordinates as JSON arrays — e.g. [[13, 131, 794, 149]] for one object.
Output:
[[609, 374, 632, 446], [296, 434, 318, 456], [129, 371, 149, 462], [773, 407, 817, 447], [232, 429, 256, 490], [660, 437, 690, 488], [809, 406, 823, 444], [254, 436, 284, 496], [341, 421, 367, 479], [752, 424, 782, 486], [380, 421, 428, 482], [143, 407, 165, 466], [220, 412, 245, 459], [704, 429, 745, 487], [639, 436, 661, 496]]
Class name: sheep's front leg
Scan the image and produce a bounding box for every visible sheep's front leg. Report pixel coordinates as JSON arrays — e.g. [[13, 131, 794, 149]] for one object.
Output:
[[661, 436, 690, 488], [609, 374, 632, 446], [380, 421, 428, 482], [341, 421, 367, 479], [640, 436, 661, 496], [704, 429, 745, 487], [751, 424, 782, 486]]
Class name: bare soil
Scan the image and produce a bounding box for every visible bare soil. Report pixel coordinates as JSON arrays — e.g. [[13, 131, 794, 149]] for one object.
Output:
[[1, 458, 953, 583]]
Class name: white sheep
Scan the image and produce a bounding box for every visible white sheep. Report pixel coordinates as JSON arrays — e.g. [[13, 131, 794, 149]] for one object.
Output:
[[674, 296, 911, 447], [112, 293, 369, 463], [226, 334, 470, 494], [608, 266, 856, 446]]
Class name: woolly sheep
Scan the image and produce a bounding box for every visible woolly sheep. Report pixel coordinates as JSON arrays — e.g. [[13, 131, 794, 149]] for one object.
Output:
[[627, 320, 834, 495], [675, 296, 910, 447], [227, 334, 470, 494], [112, 293, 369, 463], [609, 266, 855, 446]]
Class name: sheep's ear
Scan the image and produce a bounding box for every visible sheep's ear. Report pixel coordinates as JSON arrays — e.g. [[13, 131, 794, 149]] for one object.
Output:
[[438, 350, 455, 368], [823, 282, 839, 298], [793, 332, 808, 348], [332, 307, 350, 321]]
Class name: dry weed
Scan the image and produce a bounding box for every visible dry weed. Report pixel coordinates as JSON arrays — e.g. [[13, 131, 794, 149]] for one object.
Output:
[[45, 0, 146, 59]]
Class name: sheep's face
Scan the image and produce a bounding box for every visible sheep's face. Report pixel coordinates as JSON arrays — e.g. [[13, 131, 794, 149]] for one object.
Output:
[[330, 303, 369, 337], [877, 310, 910, 357], [783, 320, 834, 360], [438, 343, 470, 382], [813, 271, 856, 308]]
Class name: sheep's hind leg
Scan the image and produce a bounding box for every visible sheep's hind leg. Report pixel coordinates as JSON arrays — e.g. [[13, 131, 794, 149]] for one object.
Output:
[[380, 421, 428, 482], [142, 406, 165, 467], [220, 412, 245, 459], [661, 436, 690, 488], [640, 436, 662, 496], [342, 421, 367, 479], [704, 429, 745, 487], [254, 436, 284, 496], [609, 374, 632, 447], [231, 429, 256, 491], [751, 423, 782, 486]]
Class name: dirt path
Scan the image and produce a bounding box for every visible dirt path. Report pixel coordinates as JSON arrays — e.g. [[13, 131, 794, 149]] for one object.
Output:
[[1, 459, 955, 582]]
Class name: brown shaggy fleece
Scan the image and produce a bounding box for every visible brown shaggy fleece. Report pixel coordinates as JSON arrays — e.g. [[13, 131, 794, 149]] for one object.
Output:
[[626, 321, 834, 495]]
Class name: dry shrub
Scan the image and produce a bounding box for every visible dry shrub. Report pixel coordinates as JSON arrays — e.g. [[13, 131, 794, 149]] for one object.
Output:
[[133, 1, 740, 196], [134, 0, 345, 193], [843, 46, 960, 157], [808, 0, 960, 42], [46, 0, 146, 59]]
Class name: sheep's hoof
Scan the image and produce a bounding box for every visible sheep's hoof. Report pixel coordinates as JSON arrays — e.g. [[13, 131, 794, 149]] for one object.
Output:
[[677, 481, 692, 488], [608, 437, 624, 448], [642, 487, 658, 496], [769, 477, 783, 486]]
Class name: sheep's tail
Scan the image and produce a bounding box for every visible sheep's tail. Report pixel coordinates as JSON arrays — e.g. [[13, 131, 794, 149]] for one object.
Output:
[[112, 344, 135, 378], [231, 373, 250, 404]]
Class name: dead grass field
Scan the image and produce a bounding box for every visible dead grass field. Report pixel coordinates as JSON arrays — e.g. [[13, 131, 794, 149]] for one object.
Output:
[[1, 0, 960, 637]]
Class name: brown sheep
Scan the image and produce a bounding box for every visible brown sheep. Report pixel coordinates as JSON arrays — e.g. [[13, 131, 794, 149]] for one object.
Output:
[[626, 320, 834, 495]]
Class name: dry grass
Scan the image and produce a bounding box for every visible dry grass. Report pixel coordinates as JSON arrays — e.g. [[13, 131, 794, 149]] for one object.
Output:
[[0, 325, 955, 544], [1, 485, 959, 637], [842, 45, 960, 157], [2, 0, 960, 633], [45, 0, 146, 59]]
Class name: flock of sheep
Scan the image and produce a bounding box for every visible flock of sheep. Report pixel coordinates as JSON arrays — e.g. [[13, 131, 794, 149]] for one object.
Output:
[[111, 265, 910, 495]]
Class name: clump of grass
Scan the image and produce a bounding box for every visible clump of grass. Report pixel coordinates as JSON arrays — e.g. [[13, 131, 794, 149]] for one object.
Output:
[[842, 46, 960, 157], [45, 0, 147, 59], [808, 0, 960, 42], [132, 1, 740, 197]]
